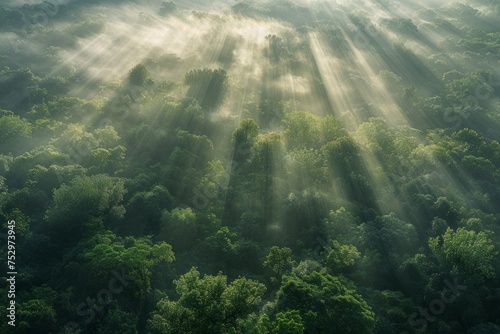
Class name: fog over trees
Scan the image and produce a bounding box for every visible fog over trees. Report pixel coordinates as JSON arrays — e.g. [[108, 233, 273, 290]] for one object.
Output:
[[0, 0, 499, 333]]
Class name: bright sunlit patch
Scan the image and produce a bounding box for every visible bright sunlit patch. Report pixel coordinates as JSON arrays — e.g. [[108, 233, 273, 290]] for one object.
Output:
[[22, 0, 494, 225]]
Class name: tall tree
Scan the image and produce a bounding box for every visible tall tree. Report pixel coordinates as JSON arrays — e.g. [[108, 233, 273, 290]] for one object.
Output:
[[263, 246, 294, 282]]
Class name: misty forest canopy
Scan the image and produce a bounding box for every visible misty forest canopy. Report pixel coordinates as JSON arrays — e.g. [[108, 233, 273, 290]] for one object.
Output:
[[0, 0, 499, 333]]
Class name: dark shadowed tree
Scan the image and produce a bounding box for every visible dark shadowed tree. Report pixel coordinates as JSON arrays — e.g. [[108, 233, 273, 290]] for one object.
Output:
[[184, 68, 228, 110], [128, 64, 150, 86]]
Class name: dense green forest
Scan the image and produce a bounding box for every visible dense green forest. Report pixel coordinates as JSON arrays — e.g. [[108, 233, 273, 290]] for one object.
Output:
[[0, 0, 499, 333]]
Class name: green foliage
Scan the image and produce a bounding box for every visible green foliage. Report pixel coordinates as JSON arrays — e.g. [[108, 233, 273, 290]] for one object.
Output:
[[232, 118, 259, 146], [28, 97, 89, 120], [159, 207, 197, 251], [429, 227, 497, 284], [276, 271, 375, 333], [323, 241, 361, 273], [0, 285, 57, 333], [0, 115, 32, 153], [359, 213, 418, 255], [16, 299, 57, 333], [379, 70, 402, 87], [355, 118, 395, 155], [321, 136, 362, 177], [468, 323, 500, 334], [197, 160, 229, 199], [49, 123, 123, 168], [362, 289, 416, 334], [319, 25, 350, 57], [292, 260, 323, 277], [159, 1, 177, 15], [282, 111, 320, 150], [381, 18, 418, 36], [323, 207, 360, 245], [284, 149, 327, 189], [205, 226, 238, 256], [92, 308, 138, 334], [2, 1, 500, 333], [45, 174, 126, 243], [128, 64, 150, 86], [1, 208, 30, 238], [320, 115, 347, 143], [26, 164, 85, 191], [86, 233, 173, 297], [272, 310, 304, 334], [184, 68, 228, 110], [148, 267, 266, 333], [239, 313, 271, 333], [461, 155, 496, 181], [0, 67, 44, 108], [283, 187, 331, 244], [0, 114, 31, 140], [125, 184, 173, 234], [66, 19, 107, 38], [177, 129, 214, 157], [263, 246, 294, 280], [251, 133, 285, 173]]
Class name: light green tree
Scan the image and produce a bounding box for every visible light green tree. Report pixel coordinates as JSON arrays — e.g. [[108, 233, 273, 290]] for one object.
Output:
[[324, 241, 361, 273], [45, 174, 126, 244], [147, 267, 266, 334], [272, 310, 304, 334], [263, 246, 294, 282], [429, 227, 497, 284], [282, 111, 320, 150], [276, 271, 375, 333]]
